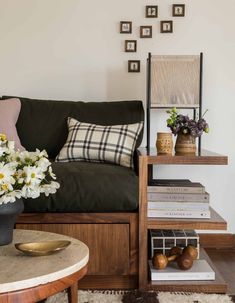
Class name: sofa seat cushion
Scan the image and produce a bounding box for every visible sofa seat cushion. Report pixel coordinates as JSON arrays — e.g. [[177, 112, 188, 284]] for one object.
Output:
[[23, 161, 138, 212]]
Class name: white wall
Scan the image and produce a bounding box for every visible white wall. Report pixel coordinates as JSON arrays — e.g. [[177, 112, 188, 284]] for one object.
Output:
[[0, 0, 234, 231]]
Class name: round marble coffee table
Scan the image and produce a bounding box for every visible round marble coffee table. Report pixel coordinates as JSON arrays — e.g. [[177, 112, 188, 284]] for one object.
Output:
[[0, 229, 89, 303]]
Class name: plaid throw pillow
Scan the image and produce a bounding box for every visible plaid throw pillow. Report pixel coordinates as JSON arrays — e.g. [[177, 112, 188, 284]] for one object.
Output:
[[56, 117, 143, 168]]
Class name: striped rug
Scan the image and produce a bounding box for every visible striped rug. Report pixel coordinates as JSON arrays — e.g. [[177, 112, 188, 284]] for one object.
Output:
[[47, 290, 234, 303]]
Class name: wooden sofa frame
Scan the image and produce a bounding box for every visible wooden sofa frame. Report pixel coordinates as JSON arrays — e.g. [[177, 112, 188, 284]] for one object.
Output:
[[16, 212, 139, 289]]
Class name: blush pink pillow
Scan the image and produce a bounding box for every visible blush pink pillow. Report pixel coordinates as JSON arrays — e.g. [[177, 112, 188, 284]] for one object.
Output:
[[0, 98, 25, 150]]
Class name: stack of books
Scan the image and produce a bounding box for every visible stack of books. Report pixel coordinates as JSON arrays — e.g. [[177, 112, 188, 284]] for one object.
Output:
[[147, 179, 210, 219]]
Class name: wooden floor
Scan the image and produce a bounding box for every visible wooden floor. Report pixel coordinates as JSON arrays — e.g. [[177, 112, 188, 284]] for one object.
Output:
[[206, 248, 235, 295]]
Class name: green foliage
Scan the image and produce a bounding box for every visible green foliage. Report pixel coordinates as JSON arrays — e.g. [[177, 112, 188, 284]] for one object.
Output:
[[166, 108, 209, 138]]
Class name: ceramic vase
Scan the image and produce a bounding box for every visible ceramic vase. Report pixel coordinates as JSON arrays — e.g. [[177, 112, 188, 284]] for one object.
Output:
[[175, 133, 196, 155], [0, 199, 24, 246]]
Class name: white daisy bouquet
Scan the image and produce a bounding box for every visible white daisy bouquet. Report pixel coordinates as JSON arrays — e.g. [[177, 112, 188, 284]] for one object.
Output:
[[0, 134, 60, 205]]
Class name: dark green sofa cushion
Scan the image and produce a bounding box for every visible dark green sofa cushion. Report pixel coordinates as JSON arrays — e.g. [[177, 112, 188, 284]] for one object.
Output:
[[23, 161, 138, 212], [2, 96, 144, 160]]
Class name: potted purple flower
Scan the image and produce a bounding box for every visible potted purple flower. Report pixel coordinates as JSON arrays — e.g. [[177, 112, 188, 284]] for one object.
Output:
[[166, 108, 209, 154]]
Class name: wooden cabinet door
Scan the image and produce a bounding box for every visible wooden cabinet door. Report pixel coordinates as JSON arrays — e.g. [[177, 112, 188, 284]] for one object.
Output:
[[16, 223, 130, 275]]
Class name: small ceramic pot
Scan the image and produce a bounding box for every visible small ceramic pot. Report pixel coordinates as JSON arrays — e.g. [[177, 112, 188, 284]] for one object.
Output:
[[175, 133, 196, 155]]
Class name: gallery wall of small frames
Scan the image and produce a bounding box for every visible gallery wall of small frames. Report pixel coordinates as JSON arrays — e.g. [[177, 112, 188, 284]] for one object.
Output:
[[119, 4, 186, 73]]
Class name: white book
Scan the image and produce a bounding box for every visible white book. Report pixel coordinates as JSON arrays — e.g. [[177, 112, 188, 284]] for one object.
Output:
[[148, 201, 209, 211], [148, 192, 209, 202], [149, 260, 215, 281], [147, 209, 211, 219]]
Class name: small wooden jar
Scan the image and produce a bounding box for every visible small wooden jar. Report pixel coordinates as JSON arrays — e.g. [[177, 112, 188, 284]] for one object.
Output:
[[156, 132, 173, 155]]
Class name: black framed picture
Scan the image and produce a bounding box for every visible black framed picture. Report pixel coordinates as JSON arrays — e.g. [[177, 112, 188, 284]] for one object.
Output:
[[146, 6, 158, 18], [140, 26, 152, 38], [172, 4, 185, 17], [125, 40, 137, 52], [160, 21, 173, 33], [120, 21, 132, 34], [128, 60, 140, 73]]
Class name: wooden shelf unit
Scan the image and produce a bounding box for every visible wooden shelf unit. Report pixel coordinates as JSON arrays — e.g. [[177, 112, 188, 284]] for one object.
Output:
[[147, 248, 227, 293], [138, 148, 228, 292], [138, 148, 228, 165]]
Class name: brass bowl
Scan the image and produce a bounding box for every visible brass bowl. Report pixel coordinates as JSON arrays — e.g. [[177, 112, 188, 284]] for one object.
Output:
[[15, 240, 71, 256]]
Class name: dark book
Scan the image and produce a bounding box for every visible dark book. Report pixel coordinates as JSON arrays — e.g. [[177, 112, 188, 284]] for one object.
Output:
[[149, 179, 193, 185], [148, 179, 205, 194]]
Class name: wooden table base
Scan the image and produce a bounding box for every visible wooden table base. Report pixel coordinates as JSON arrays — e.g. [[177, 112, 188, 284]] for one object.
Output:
[[68, 283, 78, 303], [0, 265, 87, 303]]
